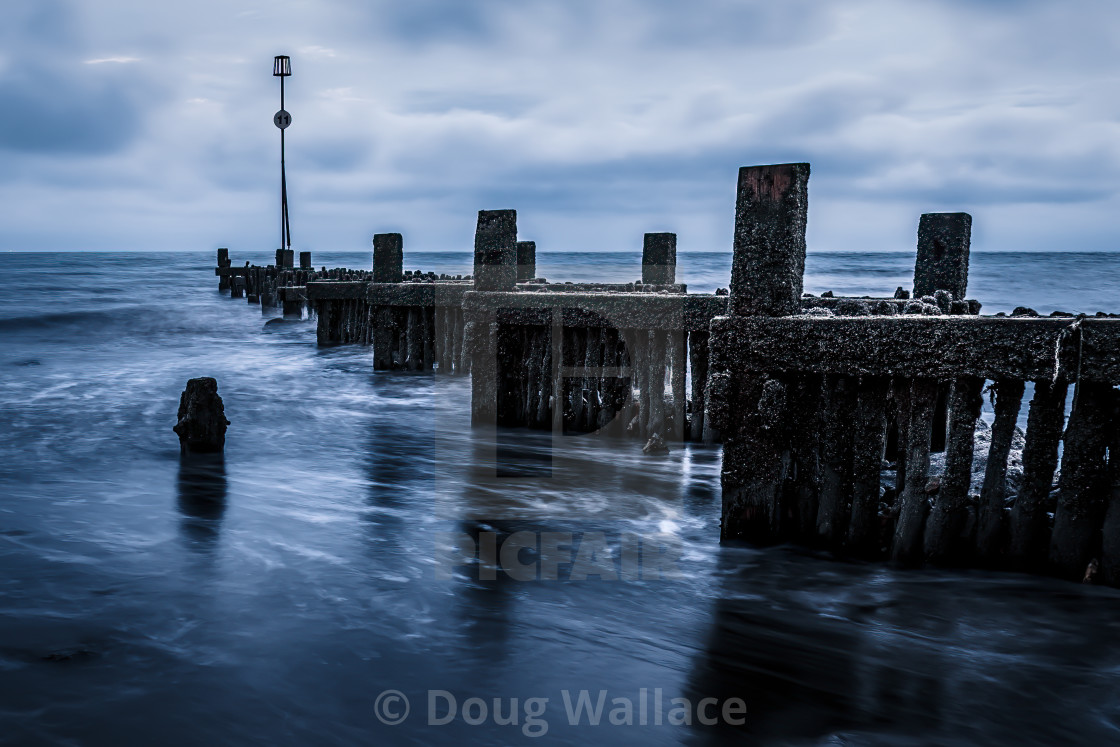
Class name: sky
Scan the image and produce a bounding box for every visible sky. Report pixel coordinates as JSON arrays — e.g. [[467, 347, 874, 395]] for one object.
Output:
[[2, 0, 1119, 253]]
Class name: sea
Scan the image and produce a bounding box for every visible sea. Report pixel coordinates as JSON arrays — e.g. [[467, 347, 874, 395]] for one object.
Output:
[[2, 250, 1120, 746]]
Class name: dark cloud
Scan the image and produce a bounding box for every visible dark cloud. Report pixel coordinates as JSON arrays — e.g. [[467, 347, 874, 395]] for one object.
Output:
[[296, 137, 370, 172], [378, 0, 500, 44], [1, 0, 1118, 252], [0, 0, 157, 155], [0, 65, 148, 154], [4, 0, 76, 49], [638, 0, 838, 47]]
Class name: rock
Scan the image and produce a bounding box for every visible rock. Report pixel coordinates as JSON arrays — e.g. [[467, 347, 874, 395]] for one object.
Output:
[[873, 300, 899, 315], [1011, 306, 1039, 317], [894, 287, 910, 300], [835, 299, 871, 316], [173, 378, 230, 455], [928, 418, 1028, 499], [933, 289, 953, 313], [821, 290, 834, 298], [643, 433, 669, 455]]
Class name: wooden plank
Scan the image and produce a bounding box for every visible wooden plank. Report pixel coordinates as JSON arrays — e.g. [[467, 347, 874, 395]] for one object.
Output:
[[306, 281, 370, 300], [1100, 400, 1120, 585], [670, 329, 687, 441], [816, 375, 856, 547], [891, 378, 939, 565], [975, 379, 1025, 563], [709, 317, 1120, 383], [848, 376, 889, 556], [688, 330, 709, 441], [1007, 380, 1068, 571], [463, 292, 714, 331], [924, 377, 984, 565], [1050, 382, 1113, 579]]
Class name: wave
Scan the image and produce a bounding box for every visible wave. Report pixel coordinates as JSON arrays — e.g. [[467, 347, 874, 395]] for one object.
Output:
[[0, 307, 136, 333]]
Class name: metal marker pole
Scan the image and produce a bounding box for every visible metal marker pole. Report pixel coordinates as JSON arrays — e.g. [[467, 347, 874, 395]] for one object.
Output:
[[273, 55, 292, 254]]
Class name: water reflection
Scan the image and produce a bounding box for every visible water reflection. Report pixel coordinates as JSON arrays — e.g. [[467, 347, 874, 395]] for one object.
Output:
[[682, 546, 1120, 745], [452, 519, 518, 665], [685, 549, 861, 744], [176, 453, 227, 552]]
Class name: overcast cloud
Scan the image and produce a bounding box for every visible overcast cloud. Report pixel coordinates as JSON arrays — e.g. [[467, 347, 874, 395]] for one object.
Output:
[[1, 0, 1118, 253]]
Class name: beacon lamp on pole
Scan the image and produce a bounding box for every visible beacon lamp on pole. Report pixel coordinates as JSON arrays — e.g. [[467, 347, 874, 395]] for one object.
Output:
[[273, 55, 293, 259]]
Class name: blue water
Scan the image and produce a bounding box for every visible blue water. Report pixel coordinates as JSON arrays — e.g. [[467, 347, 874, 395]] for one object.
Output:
[[3, 251, 1120, 746]]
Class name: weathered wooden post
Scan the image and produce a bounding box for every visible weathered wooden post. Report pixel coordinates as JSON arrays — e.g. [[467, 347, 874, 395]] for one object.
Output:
[[975, 379, 1025, 562], [642, 233, 676, 285], [1050, 382, 1113, 579], [373, 233, 404, 283], [217, 248, 231, 291], [669, 329, 687, 441], [1101, 393, 1120, 585], [891, 378, 940, 565], [247, 267, 260, 304], [647, 329, 667, 437], [817, 376, 856, 547], [282, 288, 303, 319], [847, 377, 889, 555], [473, 211, 517, 291], [688, 330, 709, 441], [1007, 380, 1068, 570], [299, 251, 312, 269], [719, 162, 810, 542], [913, 212, 971, 300], [516, 240, 536, 282], [470, 210, 517, 425], [924, 377, 984, 565], [173, 378, 229, 455], [371, 233, 404, 369], [913, 213, 972, 455]]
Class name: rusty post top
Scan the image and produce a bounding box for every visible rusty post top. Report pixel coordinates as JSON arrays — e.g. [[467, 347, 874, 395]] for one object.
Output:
[[729, 163, 811, 318]]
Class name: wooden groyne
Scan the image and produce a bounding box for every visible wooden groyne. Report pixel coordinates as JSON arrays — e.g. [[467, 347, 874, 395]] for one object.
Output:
[[217, 216, 731, 442], [213, 160, 1120, 586], [711, 162, 1120, 585]]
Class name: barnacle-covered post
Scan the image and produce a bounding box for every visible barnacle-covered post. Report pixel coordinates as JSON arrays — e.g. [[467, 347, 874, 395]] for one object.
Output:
[[469, 210, 517, 425], [174, 378, 230, 455], [716, 163, 810, 542], [913, 212, 971, 300]]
